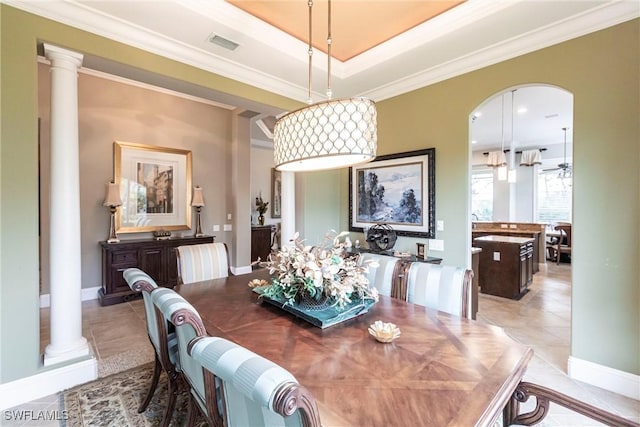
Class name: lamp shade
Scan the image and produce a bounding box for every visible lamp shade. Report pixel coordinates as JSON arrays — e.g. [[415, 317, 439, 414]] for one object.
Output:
[[487, 151, 507, 167], [191, 186, 205, 207], [273, 97, 377, 172], [103, 182, 122, 207]]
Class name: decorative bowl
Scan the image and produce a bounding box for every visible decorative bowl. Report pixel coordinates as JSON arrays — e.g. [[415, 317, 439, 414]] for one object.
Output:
[[368, 320, 401, 343]]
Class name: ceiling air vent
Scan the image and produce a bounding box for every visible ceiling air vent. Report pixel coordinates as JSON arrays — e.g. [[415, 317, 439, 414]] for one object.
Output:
[[208, 34, 239, 51]]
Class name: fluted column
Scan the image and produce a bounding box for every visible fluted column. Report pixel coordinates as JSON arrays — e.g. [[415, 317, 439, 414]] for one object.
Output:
[[280, 171, 295, 246], [43, 44, 90, 366]]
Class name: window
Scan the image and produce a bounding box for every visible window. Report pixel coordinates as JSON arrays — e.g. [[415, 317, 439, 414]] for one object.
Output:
[[536, 171, 572, 222], [471, 170, 493, 221]]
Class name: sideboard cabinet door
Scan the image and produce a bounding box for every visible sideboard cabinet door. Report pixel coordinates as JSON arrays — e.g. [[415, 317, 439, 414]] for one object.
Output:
[[99, 235, 214, 306]]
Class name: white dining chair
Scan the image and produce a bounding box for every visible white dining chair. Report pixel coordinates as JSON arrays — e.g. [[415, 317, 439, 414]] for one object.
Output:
[[405, 262, 473, 319], [176, 242, 230, 285]]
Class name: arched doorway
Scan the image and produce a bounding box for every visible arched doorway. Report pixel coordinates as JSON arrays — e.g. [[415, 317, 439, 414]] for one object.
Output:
[[468, 84, 574, 372]]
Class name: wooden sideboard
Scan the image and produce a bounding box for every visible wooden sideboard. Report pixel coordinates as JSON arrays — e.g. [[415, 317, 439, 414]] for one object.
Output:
[[99, 235, 214, 306], [474, 235, 534, 300], [251, 225, 273, 262]]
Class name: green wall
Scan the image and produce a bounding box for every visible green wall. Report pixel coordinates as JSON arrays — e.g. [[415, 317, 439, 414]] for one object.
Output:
[[0, 5, 295, 382], [306, 19, 639, 375], [1, 3, 638, 384]]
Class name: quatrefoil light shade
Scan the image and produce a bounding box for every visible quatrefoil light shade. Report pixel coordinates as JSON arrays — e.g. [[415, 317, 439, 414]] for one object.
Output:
[[273, 97, 377, 172], [272, 0, 377, 172]]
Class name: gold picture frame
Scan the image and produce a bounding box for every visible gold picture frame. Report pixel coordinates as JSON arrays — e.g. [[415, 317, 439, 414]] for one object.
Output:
[[114, 141, 192, 233]]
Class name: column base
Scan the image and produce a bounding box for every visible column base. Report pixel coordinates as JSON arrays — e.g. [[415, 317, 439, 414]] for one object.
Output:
[[44, 337, 90, 367]]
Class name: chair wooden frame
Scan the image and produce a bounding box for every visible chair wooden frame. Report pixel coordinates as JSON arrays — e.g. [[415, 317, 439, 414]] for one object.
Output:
[[123, 270, 180, 427], [504, 381, 639, 426], [552, 224, 572, 264], [169, 308, 223, 427]]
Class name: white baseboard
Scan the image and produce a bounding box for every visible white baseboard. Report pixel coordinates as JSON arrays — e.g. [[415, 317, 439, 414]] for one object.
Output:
[[0, 357, 98, 411], [568, 356, 640, 400], [231, 265, 253, 275], [40, 286, 101, 308]]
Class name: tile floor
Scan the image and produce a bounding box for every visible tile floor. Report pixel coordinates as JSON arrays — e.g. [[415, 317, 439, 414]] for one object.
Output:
[[5, 262, 639, 426]]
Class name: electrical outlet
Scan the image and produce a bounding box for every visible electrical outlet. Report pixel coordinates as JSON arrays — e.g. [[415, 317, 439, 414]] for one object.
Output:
[[223, 224, 232, 231], [437, 220, 444, 231], [493, 251, 501, 261], [213, 224, 220, 232], [500, 224, 508, 229], [428, 239, 444, 251], [509, 224, 517, 229]]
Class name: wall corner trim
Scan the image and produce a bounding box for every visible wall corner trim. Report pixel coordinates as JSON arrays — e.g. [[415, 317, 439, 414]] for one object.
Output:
[[568, 356, 640, 400]]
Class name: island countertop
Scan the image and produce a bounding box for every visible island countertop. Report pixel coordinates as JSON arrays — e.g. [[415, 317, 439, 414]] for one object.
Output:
[[474, 235, 535, 245]]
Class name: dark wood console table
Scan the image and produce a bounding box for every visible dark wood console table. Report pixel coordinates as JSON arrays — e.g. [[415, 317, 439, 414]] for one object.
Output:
[[347, 248, 443, 265], [99, 235, 214, 305]]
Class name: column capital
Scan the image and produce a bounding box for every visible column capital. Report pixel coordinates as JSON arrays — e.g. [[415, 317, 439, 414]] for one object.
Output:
[[44, 43, 83, 69]]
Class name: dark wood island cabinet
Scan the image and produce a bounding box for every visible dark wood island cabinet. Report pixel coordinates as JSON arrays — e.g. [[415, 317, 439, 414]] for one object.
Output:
[[99, 235, 214, 305], [473, 235, 534, 300]]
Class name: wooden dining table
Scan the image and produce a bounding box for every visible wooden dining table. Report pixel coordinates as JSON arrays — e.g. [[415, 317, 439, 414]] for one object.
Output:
[[176, 269, 533, 427]]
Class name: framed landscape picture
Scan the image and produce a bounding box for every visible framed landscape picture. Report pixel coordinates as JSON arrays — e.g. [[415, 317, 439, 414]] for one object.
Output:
[[114, 141, 192, 233], [349, 148, 435, 238]]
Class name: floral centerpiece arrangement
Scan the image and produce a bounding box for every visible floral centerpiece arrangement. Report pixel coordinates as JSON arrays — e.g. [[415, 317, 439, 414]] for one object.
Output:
[[250, 231, 379, 311]]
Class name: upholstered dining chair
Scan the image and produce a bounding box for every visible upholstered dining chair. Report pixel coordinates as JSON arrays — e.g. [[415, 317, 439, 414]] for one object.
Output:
[[176, 242, 230, 285], [123, 268, 180, 427], [405, 263, 473, 319], [189, 336, 323, 427], [553, 223, 572, 264], [151, 288, 221, 427], [357, 252, 404, 298]]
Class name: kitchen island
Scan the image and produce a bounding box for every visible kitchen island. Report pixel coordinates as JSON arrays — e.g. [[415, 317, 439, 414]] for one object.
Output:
[[474, 235, 535, 300]]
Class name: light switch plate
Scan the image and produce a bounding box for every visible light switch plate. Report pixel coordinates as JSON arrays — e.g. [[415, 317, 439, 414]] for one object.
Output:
[[493, 251, 501, 261], [436, 220, 444, 231], [429, 239, 444, 251], [500, 224, 508, 229], [509, 224, 517, 229], [223, 224, 232, 231], [213, 224, 220, 232]]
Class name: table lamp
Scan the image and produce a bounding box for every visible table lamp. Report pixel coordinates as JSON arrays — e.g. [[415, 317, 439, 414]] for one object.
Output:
[[103, 181, 122, 243], [192, 186, 205, 237]]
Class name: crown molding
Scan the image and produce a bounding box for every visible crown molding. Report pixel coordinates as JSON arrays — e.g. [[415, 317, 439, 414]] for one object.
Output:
[[5, 0, 638, 103], [364, 1, 640, 100]]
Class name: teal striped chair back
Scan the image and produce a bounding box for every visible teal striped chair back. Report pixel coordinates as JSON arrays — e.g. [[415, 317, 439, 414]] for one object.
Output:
[[405, 263, 473, 319], [152, 288, 207, 392], [123, 268, 161, 350], [176, 243, 230, 285], [189, 336, 322, 427], [357, 252, 401, 297], [124, 269, 183, 424]]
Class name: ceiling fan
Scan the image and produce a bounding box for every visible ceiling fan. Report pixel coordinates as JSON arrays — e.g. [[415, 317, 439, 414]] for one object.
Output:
[[542, 127, 572, 176]]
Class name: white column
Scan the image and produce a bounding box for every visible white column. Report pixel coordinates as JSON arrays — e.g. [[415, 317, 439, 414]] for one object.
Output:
[[280, 171, 296, 246], [43, 44, 90, 366]]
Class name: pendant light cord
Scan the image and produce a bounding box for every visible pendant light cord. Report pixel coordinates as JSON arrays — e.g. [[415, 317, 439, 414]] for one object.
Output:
[[307, 0, 313, 105], [326, 0, 332, 99]]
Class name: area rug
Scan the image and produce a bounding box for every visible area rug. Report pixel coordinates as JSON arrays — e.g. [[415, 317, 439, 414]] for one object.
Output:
[[61, 363, 205, 427]]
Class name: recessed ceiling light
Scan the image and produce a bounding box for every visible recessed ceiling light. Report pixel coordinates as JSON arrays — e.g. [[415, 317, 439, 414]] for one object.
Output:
[[473, 112, 482, 118], [517, 107, 527, 114], [471, 140, 477, 144], [208, 34, 239, 51]]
